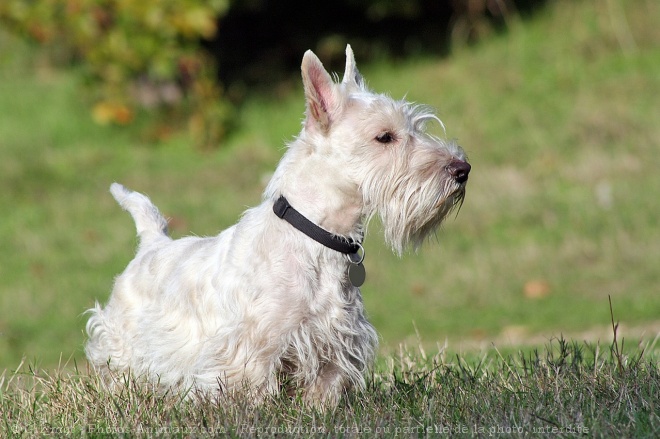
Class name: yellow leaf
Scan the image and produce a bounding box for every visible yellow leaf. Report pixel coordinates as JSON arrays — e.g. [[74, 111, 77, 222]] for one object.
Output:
[[92, 102, 133, 125]]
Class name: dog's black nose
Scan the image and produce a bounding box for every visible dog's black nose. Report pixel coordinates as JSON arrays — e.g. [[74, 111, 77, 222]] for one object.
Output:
[[447, 160, 471, 183]]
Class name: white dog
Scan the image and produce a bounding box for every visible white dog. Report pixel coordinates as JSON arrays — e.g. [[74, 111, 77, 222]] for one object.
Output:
[[85, 45, 470, 406]]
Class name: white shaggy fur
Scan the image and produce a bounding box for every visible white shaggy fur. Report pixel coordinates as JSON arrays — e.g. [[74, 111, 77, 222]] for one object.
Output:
[[85, 45, 469, 406]]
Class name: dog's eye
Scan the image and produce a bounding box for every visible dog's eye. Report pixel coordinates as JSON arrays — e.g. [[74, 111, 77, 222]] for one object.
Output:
[[375, 131, 395, 144]]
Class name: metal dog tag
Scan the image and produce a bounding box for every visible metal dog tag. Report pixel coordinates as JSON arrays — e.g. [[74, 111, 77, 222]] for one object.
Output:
[[347, 246, 366, 287], [348, 262, 366, 287]]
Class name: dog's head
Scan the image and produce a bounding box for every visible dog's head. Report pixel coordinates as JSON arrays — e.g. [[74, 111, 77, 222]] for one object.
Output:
[[271, 46, 470, 253]]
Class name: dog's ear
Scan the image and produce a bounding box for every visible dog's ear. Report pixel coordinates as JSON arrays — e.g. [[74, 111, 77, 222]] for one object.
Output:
[[342, 45, 364, 88], [301, 50, 336, 132]]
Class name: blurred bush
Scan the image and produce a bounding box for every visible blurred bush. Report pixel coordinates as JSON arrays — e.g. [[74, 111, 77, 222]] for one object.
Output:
[[0, 0, 232, 147]]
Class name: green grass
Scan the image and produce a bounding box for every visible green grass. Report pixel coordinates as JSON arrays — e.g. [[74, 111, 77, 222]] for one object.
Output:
[[1, 0, 659, 374], [2, 338, 659, 437]]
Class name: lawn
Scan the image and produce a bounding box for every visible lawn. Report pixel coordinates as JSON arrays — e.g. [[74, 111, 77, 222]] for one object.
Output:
[[1, 0, 658, 374]]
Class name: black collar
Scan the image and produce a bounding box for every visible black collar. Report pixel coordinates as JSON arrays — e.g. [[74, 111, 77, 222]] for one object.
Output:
[[273, 196, 361, 255]]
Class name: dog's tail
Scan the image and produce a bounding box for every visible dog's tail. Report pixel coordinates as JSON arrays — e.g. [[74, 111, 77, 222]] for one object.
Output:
[[110, 183, 169, 242]]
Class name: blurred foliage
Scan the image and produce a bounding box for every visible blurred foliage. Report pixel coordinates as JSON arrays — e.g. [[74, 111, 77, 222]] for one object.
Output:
[[0, 0, 547, 147], [0, 0, 231, 147], [204, 0, 546, 94]]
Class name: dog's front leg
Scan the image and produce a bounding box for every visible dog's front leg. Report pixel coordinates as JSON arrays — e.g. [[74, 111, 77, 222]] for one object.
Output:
[[303, 363, 348, 407]]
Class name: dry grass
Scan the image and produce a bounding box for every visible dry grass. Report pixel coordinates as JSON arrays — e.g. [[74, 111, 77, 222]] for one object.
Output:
[[2, 336, 658, 437]]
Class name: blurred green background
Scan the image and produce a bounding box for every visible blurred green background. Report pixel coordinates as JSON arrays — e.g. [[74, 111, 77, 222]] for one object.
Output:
[[1, 0, 658, 370]]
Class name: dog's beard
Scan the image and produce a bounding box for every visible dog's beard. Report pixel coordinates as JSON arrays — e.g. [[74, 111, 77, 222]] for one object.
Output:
[[365, 179, 466, 255]]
